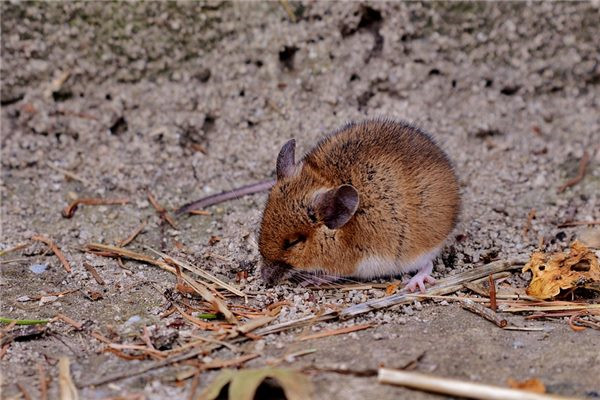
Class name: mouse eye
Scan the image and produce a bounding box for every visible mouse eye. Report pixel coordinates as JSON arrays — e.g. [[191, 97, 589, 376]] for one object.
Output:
[[283, 234, 307, 250], [307, 207, 317, 223]]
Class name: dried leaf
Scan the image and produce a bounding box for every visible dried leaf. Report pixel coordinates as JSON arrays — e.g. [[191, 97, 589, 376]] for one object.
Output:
[[198, 367, 312, 400], [385, 282, 399, 295], [522, 241, 600, 299], [507, 378, 546, 393]]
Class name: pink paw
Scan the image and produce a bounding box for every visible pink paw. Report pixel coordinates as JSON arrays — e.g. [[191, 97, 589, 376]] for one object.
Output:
[[405, 273, 436, 293]]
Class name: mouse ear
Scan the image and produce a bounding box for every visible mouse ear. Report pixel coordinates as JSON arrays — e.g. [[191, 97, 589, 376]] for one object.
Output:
[[276, 139, 296, 180], [315, 184, 359, 229]]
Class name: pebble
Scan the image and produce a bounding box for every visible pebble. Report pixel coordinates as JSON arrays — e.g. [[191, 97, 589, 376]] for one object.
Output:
[[29, 263, 48, 274]]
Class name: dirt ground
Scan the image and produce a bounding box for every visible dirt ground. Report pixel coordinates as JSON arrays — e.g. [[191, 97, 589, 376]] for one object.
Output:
[[1, 2, 599, 399]]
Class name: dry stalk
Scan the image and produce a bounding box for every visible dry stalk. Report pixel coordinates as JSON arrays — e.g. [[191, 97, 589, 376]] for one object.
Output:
[[85, 243, 237, 324], [378, 368, 576, 400]]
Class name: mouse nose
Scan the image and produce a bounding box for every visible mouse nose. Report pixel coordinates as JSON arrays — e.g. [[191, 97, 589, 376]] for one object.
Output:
[[260, 260, 291, 286]]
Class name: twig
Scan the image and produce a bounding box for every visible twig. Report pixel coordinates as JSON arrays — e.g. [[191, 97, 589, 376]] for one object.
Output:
[[85, 243, 237, 323], [205, 252, 234, 263], [233, 316, 276, 338], [378, 369, 575, 400], [62, 197, 129, 218], [502, 326, 546, 331], [255, 258, 528, 336], [145, 246, 245, 297], [568, 312, 587, 332], [488, 275, 497, 311], [280, 348, 317, 363], [303, 365, 377, 377], [38, 362, 48, 400], [32, 235, 72, 273], [46, 163, 93, 186], [117, 222, 146, 247], [56, 109, 98, 121], [0, 343, 10, 359], [557, 151, 590, 193], [54, 314, 84, 330], [501, 304, 600, 313], [298, 323, 373, 341], [82, 346, 214, 387], [339, 258, 528, 319], [557, 220, 600, 228], [570, 316, 600, 330], [0, 257, 29, 264], [189, 210, 211, 216], [189, 335, 239, 352], [188, 372, 201, 400], [460, 299, 507, 328], [147, 191, 177, 229], [303, 352, 424, 377], [172, 304, 218, 330], [0, 242, 30, 256], [522, 209, 536, 237], [83, 263, 105, 285], [341, 285, 376, 292], [16, 382, 32, 400], [58, 357, 79, 400]]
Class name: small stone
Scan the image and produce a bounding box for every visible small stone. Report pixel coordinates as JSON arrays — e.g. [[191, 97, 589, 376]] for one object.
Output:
[[125, 315, 141, 325], [254, 340, 266, 352], [29, 263, 48, 274]]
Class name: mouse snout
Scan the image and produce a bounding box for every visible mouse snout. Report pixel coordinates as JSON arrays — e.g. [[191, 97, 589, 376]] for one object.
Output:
[[260, 260, 291, 286]]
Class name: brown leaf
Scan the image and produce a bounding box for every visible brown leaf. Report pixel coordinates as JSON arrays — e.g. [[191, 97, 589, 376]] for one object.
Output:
[[522, 241, 600, 299], [198, 367, 312, 400], [507, 378, 546, 393]]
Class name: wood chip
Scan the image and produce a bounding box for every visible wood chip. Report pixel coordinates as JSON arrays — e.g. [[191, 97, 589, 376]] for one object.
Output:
[[460, 299, 507, 328], [83, 263, 105, 285]]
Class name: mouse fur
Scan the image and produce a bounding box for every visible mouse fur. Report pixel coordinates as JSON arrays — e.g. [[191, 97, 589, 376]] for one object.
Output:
[[258, 119, 460, 291]]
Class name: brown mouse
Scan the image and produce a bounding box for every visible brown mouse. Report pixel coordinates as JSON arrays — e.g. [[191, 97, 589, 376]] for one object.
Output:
[[258, 119, 460, 292]]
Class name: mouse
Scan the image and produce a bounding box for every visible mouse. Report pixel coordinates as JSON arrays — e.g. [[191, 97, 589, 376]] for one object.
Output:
[[257, 119, 460, 292]]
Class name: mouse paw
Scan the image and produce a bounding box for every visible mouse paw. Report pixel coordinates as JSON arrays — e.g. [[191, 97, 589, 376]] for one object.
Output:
[[405, 273, 436, 293]]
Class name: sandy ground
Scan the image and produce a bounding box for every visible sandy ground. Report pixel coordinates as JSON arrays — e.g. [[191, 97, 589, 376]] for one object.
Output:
[[1, 2, 599, 399]]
